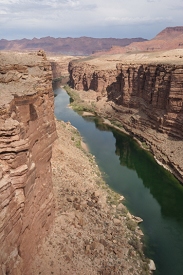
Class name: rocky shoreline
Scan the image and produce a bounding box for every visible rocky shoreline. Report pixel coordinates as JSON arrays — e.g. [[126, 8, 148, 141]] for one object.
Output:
[[30, 119, 152, 275]]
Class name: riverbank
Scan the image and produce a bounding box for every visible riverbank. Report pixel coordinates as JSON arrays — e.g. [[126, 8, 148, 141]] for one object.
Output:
[[64, 85, 183, 185], [30, 119, 151, 275]]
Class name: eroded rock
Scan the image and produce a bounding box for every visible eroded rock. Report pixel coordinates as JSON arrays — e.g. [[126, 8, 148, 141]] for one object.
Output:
[[0, 51, 57, 274]]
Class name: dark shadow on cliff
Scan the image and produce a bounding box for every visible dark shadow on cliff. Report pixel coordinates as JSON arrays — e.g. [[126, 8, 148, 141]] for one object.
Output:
[[106, 72, 123, 105], [105, 65, 146, 106]]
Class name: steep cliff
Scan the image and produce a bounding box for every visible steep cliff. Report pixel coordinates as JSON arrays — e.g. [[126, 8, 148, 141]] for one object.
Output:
[[68, 54, 183, 183], [0, 51, 57, 275]]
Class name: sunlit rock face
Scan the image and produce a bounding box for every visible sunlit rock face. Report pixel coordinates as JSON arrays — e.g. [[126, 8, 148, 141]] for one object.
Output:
[[0, 50, 57, 275], [69, 61, 183, 137], [69, 60, 183, 183]]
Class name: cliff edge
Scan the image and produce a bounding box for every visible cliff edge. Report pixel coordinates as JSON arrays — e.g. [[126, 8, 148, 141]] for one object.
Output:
[[0, 51, 57, 274]]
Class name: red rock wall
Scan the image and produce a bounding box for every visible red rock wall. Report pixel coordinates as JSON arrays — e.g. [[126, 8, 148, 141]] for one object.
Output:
[[69, 62, 118, 96], [0, 51, 57, 275], [115, 64, 183, 139], [69, 62, 183, 139]]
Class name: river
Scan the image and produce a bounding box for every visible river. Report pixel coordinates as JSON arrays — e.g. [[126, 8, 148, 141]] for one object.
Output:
[[54, 85, 183, 275]]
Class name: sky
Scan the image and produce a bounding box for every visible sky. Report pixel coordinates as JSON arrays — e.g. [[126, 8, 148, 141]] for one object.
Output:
[[0, 0, 183, 40]]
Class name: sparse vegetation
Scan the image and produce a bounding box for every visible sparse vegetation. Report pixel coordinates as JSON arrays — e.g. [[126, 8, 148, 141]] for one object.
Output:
[[126, 219, 137, 231], [141, 141, 150, 150], [111, 119, 123, 128], [69, 126, 82, 148], [120, 206, 128, 216], [128, 237, 150, 275], [64, 85, 96, 114]]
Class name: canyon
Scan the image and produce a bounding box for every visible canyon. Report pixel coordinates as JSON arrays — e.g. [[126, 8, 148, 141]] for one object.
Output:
[[0, 25, 182, 275], [68, 50, 183, 184], [0, 51, 152, 275], [1, 26, 183, 275]]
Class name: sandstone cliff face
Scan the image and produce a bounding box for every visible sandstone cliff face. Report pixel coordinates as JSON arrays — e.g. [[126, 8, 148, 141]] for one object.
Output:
[[69, 61, 183, 139], [69, 62, 117, 93], [69, 60, 183, 182], [0, 51, 57, 275], [114, 64, 183, 138]]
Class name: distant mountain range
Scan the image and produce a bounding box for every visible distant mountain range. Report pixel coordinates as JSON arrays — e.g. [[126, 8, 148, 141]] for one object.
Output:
[[0, 27, 183, 55], [0, 36, 147, 55]]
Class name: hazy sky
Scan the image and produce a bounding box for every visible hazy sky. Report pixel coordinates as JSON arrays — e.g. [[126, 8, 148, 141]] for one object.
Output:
[[0, 0, 183, 40]]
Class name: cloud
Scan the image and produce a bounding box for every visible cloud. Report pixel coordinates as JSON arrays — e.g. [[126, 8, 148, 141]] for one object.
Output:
[[104, 16, 171, 26], [146, 0, 161, 2], [0, 1, 84, 23], [0, 0, 96, 13], [0, 0, 182, 39], [169, 3, 183, 10]]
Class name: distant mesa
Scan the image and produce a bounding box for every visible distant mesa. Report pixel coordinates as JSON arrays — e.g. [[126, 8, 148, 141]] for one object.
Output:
[[0, 26, 183, 55], [96, 26, 183, 55], [0, 36, 147, 55]]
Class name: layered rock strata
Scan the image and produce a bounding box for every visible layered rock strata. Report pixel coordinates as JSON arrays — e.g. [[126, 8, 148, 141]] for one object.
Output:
[[0, 51, 57, 274], [69, 58, 183, 183]]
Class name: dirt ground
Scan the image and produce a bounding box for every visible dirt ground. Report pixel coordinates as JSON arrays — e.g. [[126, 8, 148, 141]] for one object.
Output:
[[29, 119, 150, 275], [75, 49, 183, 70]]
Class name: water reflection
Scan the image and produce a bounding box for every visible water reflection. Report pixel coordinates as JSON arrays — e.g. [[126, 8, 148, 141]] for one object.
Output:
[[113, 129, 183, 221], [83, 116, 112, 132], [90, 116, 183, 275], [90, 115, 183, 221]]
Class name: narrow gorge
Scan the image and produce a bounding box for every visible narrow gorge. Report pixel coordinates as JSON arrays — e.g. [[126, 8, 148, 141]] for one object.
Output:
[[1, 51, 153, 275], [68, 53, 183, 183], [1, 48, 183, 275]]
